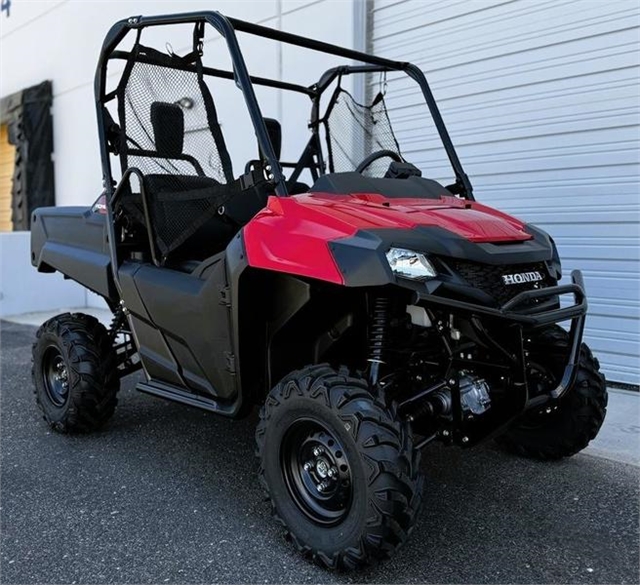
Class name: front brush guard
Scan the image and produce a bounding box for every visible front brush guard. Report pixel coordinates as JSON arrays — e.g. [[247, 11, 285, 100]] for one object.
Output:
[[413, 270, 588, 446], [501, 270, 587, 402]]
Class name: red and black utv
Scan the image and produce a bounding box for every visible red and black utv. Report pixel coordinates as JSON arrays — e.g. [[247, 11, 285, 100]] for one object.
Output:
[[30, 11, 606, 570]]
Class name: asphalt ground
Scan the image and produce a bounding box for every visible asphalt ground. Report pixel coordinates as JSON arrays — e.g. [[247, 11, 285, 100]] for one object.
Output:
[[1, 320, 638, 584]]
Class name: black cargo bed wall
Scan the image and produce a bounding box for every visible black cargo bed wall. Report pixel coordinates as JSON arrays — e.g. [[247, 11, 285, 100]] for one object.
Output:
[[0, 80, 55, 230]]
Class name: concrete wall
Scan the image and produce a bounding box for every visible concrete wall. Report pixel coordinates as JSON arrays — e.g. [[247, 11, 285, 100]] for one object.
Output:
[[0, 0, 356, 316], [0, 0, 356, 207], [0, 232, 84, 317]]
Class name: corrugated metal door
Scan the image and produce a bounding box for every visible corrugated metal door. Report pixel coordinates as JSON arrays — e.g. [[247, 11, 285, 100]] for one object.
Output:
[[370, 0, 640, 384], [0, 124, 15, 232]]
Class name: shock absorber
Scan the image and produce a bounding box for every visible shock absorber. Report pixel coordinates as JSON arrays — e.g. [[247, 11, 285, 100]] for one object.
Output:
[[368, 295, 390, 386], [108, 301, 127, 342]]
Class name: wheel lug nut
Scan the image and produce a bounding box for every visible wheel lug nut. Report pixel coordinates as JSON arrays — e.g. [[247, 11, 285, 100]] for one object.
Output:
[[312, 446, 324, 457], [303, 461, 313, 472], [317, 481, 329, 492], [327, 467, 337, 478]]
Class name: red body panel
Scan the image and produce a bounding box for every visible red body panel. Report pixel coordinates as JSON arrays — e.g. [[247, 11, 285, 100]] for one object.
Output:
[[243, 192, 532, 284]]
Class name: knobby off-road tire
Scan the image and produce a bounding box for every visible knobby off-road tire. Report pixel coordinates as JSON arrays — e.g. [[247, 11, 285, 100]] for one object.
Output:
[[32, 313, 119, 433], [497, 325, 607, 460], [255, 364, 423, 570]]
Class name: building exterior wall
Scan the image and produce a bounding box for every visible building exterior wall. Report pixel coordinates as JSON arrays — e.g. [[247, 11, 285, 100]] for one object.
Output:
[[0, 231, 86, 315], [370, 0, 640, 384], [0, 0, 355, 316], [0, 0, 355, 207]]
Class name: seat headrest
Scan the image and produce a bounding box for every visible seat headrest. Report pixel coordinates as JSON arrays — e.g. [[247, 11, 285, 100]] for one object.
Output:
[[151, 102, 184, 158], [263, 118, 281, 160]]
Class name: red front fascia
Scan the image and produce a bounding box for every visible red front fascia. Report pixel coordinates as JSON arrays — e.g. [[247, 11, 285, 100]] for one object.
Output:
[[243, 193, 532, 284]]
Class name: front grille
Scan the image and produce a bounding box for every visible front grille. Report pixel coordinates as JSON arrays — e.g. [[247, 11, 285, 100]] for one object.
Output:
[[448, 260, 556, 306]]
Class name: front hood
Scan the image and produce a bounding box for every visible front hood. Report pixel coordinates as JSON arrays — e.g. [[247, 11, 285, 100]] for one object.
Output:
[[271, 192, 532, 243], [243, 192, 552, 286]]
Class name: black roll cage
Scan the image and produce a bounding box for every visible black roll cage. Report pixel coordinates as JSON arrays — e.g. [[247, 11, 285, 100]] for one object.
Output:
[[95, 10, 475, 293], [95, 10, 473, 200]]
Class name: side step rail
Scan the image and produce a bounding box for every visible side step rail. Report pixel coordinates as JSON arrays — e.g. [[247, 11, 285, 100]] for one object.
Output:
[[137, 380, 229, 414]]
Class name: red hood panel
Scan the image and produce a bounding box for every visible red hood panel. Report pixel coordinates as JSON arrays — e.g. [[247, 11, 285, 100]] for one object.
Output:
[[273, 193, 531, 242], [243, 192, 532, 284]]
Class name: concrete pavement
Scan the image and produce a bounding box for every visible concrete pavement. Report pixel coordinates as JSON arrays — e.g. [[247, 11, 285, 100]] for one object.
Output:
[[1, 319, 638, 584]]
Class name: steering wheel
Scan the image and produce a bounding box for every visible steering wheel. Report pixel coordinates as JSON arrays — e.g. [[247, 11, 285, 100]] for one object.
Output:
[[355, 149, 403, 174]]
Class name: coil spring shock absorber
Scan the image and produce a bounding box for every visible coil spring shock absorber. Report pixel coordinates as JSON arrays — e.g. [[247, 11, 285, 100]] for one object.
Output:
[[368, 295, 390, 386], [108, 301, 127, 342]]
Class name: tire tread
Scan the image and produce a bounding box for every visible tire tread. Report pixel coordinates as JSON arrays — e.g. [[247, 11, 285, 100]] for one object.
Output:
[[32, 312, 119, 433], [256, 364, 423, 570], [497, 326, 607, 460]]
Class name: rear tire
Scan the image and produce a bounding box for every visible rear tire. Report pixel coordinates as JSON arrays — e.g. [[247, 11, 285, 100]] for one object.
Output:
[[32, 313, 119, 433], [256, 364, 423, 570], [497, 326, 607, 460]]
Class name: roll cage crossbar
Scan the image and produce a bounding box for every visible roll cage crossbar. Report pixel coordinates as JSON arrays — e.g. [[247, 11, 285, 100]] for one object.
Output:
[[95, 10, 473, 201]]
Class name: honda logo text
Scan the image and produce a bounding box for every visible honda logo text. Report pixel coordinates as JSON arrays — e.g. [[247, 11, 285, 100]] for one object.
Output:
[[502, 271, 544, 285]]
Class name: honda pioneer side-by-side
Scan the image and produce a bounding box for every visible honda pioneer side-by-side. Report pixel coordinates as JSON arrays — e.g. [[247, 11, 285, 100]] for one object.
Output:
[[30, 12, 607, 570]]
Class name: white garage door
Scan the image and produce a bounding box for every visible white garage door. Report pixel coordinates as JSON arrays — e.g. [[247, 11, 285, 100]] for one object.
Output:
[[370, 0, 640, 385]]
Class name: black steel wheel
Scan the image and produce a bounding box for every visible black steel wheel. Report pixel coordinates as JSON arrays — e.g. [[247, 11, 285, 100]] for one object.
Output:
[[32, 313, 120, 433], [281, 419, 353, 526], [41, 345, 70, 407], [497, 325, 607, 459], [256, 364, 423, 570]]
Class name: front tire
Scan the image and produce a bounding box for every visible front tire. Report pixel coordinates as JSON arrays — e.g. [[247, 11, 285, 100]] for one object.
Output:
[[255, 365, 423, 570], [32, 313, 119, 433], [497, 326, 607, 460]]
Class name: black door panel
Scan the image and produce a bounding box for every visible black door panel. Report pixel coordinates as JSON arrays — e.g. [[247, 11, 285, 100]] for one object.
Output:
[[118, 255, 236, 400]]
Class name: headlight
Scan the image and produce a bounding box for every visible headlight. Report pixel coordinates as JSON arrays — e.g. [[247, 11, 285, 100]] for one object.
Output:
[[385, 247, 437, 280]]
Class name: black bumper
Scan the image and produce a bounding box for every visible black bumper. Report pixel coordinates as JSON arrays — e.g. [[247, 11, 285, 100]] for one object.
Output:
[[416, 269, 586, 326], [420, 269, 587, 402], [414, 270, 588, 445]]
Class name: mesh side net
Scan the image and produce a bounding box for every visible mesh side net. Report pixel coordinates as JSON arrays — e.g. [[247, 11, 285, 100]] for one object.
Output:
[[121, 59, 231, 183], [116, 51, 239, 260], [323, 88, 402, 178]]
